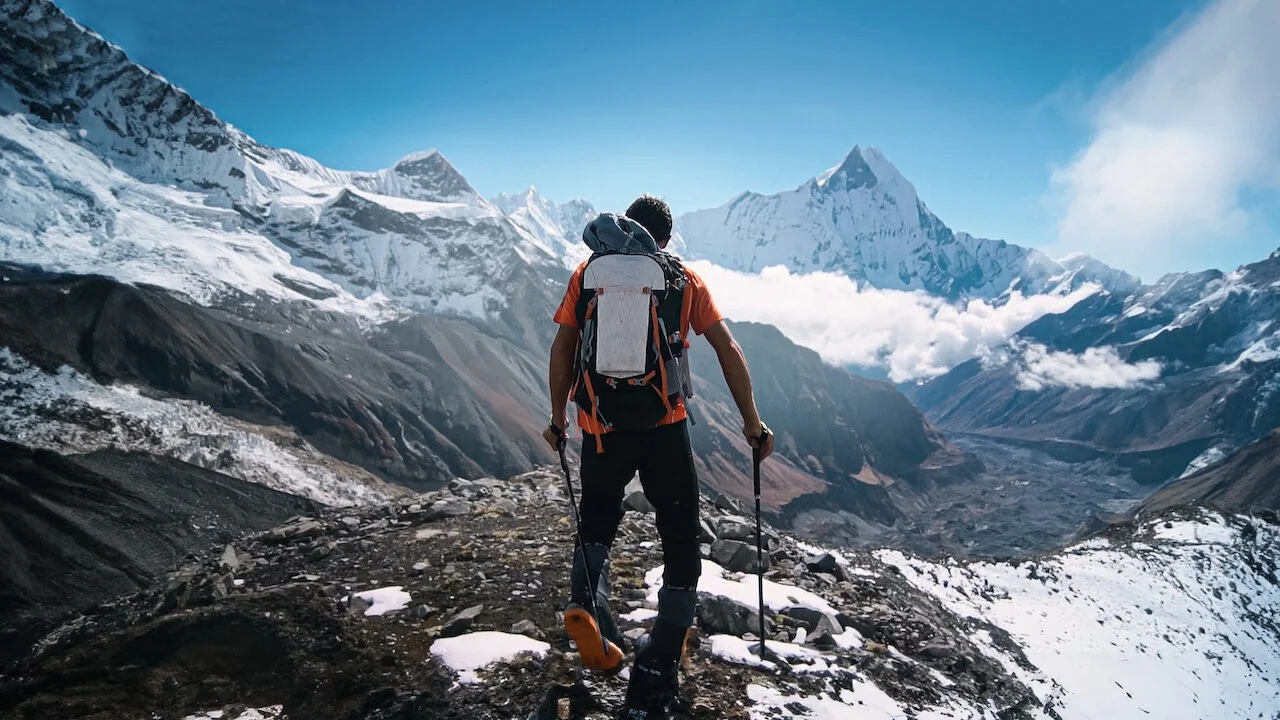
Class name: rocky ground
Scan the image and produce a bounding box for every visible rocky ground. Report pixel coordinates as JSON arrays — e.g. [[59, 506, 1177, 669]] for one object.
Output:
[[0, 440, 320, 668], [0, 467, 1054, 720]]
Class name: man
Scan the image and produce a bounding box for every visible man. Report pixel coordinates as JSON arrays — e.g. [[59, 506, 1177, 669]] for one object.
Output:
[[542, 195, 775, 719]]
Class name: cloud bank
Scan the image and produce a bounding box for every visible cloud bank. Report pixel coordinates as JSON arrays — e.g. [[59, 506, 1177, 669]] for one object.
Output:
[[1052, 0, 1280, 275], [689, 261, 1096, 382], [983, 342, 1163, 391]]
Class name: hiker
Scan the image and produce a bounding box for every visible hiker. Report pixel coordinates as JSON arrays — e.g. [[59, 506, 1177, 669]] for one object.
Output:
[[542, 195, 775, 719]]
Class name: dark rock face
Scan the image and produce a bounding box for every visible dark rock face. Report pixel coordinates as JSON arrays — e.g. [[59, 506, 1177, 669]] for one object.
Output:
[[0, 440, 317, 666], [1136, 429, 1280, 516], [0, 269, 555, 488]]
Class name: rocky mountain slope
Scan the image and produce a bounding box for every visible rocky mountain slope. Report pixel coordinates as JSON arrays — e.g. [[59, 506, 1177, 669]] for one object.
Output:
[[0, 466, 1274, 720], [674, 146, 1137, 299], [0, 440, 319, 667], [909, 249, 1280, 486], [1135, 429, 1280, 517]]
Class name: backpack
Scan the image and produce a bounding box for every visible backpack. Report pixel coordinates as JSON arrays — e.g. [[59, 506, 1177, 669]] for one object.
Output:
[[572, 214, 694, 448]]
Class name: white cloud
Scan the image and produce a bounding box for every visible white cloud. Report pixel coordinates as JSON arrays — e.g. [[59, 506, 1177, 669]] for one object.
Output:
[[1052, 0, 1280, 273], [689, 261, 1097, 382], [986, 341, 1163, 391]]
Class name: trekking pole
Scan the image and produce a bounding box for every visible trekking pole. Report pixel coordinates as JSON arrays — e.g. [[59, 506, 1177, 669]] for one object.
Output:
[[552, 427, 610, 657], [747, 430, 768, 655]]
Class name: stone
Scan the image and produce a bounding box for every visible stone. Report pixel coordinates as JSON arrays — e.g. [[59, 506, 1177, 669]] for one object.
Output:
[[713, 493, 744, 514], [491, 498, 518, 515], [307, 545, 332, 563], [715, 515, 780, 549], [803, 552, 847, 581], [697, 592, 764, 637], [340, 516, 359, 528], [426, 500, 473, 521], [288, 519, 325, 541], [511, 619, 542, 639], [807, 614, 844, 648], [440, 604, 484, 638], [710, 539, 768, 574], [347, 596, 372, 616], [210, 572, 235, 599], [624, 491, 655, 514], [921, 641, 955, 659], [780, 606, 840, 633], [218, 544, 240, 572], [161, 571, 196, 612], [697, 518, 717, 544], [410, 604, 434, 620], [412, 561, 429, 575], [699, 543, 712, 560]]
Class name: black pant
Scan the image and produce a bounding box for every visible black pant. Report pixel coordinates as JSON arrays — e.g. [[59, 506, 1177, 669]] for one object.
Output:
[[572, 420, 701, 642]]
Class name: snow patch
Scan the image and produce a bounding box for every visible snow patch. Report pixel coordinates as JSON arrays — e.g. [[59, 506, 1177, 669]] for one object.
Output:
[[344, 586, 411, 617], [182, 706, 284, 720], [877, 512, 1280, 720], [429, 631, 550, 684], [644, 559, 837, 617]]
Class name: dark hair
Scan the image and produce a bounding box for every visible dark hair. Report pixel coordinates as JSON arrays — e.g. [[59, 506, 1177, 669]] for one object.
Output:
[[626, 195, 673, 247]]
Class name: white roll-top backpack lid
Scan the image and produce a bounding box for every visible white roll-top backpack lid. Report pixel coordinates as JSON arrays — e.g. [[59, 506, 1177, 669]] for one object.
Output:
[[584, 254, 666, 378]]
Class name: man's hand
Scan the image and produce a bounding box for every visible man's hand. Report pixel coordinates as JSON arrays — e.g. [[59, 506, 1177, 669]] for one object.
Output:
[[744, 420, 774, 461], [543, 413, 568, 450]]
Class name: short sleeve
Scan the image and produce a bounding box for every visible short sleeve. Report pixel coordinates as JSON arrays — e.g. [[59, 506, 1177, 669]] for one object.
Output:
[[553, 263, 586, 328], [683, 267, 724, 336]]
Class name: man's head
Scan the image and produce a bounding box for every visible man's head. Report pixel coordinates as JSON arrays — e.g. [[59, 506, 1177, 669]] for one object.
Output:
[[625, 195, 673, 248]]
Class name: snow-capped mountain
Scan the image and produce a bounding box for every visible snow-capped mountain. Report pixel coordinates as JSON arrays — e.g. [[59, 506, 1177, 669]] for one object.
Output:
[[0, 0, 558, 319], [491, 187, 597, 268], [676, 146, 1138, 299], [910, 247, 1280, 487]]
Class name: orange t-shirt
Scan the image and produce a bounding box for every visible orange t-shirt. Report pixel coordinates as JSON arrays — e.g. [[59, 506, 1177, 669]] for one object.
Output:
[[554, 260, 723, 435]]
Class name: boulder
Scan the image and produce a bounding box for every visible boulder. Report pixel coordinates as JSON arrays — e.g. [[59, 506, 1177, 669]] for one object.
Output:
[[697, 592, 764, 637], [710, 539, 768, 574], [440, 604, 485, 638], [511, 619, 543, 639], [218, 544, 240, 572], [803, 552, 847, 580], [624, 491, 655, 514], [780, 605, 842, 635]]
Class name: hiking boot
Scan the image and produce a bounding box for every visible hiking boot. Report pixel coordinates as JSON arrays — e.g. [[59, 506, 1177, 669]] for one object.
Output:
[[617, 659, 679, 720], [564, 603, 625, 672]]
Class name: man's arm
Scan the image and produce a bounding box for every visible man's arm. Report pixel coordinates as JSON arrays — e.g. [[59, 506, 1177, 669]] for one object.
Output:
[[702, 320, 774, 460], [543, 324, 578, 446]]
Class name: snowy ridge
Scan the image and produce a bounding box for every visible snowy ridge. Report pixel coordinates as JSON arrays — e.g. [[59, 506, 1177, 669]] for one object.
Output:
[[491, 186, 597, 267], [675, 146, 1138, 299], [0, 347, 396, 506], [879, 511, 1280, 720], [0, 0, 558, 318]]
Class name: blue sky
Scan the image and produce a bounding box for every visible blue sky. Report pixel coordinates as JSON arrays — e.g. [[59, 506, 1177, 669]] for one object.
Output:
[[57, 0, 1280, 279]]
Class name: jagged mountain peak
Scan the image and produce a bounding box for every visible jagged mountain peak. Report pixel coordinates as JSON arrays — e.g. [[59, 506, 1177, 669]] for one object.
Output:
[[677, 144, 1127, 299], [491, 187, 598, 267]]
